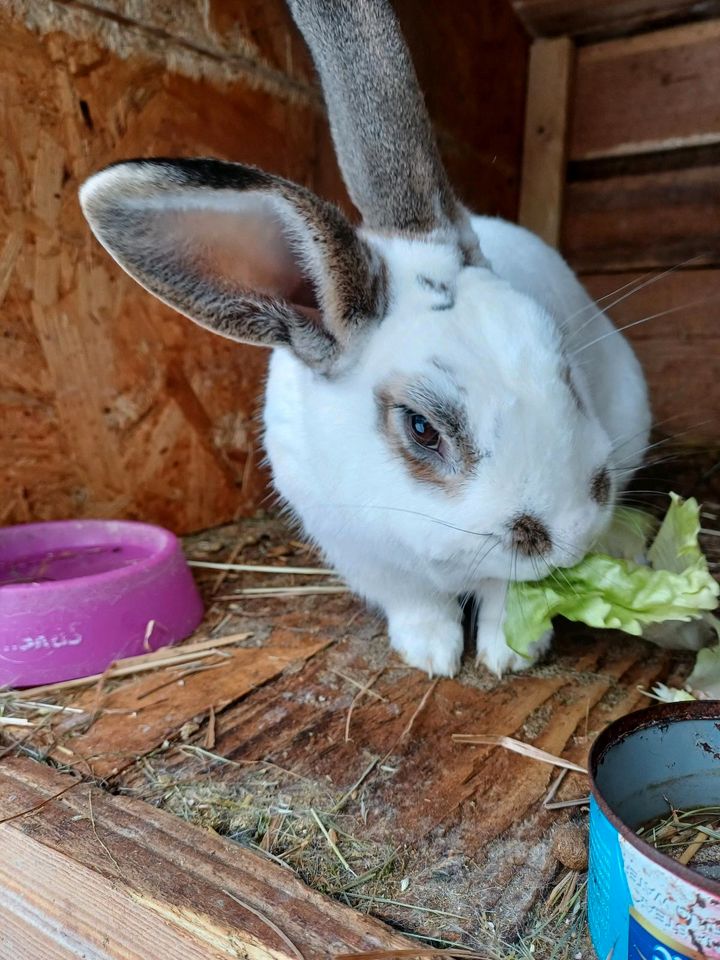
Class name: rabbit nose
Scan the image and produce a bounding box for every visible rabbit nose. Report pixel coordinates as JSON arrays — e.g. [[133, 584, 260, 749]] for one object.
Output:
[[510, 514, 552, 556]]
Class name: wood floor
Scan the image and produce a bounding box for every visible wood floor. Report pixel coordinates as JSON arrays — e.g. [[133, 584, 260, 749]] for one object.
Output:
[[1, 514, 706, 959]]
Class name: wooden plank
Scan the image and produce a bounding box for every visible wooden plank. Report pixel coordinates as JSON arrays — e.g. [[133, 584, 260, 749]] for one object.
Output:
[[562, 163, 720, 271], [117, 608, 681, 941], [519, 37, 574, 246], [395, 0, 529, 218], [41, 624, 334, 779], [0, 758, 410, 959], [510, 0, 720, 40], [583, 269, 720, 442], [570, 20, 720, 161]]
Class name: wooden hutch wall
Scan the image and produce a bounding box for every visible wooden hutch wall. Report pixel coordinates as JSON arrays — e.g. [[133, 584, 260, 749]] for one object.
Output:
[[515, 0, 720, 444], [1, 0, 528, 534]]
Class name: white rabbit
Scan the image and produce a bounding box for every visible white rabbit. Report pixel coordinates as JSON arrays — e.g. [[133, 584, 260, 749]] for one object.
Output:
[[80, 0, 652, 678]]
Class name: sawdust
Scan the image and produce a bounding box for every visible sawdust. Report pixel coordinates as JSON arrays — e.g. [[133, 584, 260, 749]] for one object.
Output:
[[521, 704, 553, 741]]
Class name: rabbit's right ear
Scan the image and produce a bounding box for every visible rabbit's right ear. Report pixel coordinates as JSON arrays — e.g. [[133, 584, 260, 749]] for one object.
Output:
[[80, 158, 388, 372], [288, 0, 484, 265]]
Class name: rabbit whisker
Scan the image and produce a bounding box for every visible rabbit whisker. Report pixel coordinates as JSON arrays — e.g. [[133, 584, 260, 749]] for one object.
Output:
[[566, 255, 704, 346], [322, 502, 498, 540], [572, 294, 720, 357]]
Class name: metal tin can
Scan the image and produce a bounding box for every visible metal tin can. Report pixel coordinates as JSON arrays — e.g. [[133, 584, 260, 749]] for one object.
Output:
[[588, 701, 720, 960]]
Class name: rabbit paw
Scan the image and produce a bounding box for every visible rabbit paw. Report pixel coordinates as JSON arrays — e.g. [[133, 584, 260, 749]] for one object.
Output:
[[388, 610, 464, 677], [476, 625, 553, 677]]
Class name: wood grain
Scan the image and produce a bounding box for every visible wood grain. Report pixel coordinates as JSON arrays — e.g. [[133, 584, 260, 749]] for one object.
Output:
[[563, 163, 720, 271], [570, 20, 720, 161], [1, 515, 709, 944], [395, 0, 529, 217], [583, 269, 720, 441], [510, 0, 720, 40], [116, 597, 684, 939], [2, 0, 529, 532], [519, 37, 574, 246], [46, 624, 334, 779], [0, 758, 411, 959], [1, 11, 313, 533]]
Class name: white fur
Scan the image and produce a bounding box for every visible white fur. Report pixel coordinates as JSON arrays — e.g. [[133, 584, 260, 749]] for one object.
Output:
[[264, 217, 652, 676]]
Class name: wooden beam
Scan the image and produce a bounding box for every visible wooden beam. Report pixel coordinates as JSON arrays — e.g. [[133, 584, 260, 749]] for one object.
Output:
[[570, 20, 720, 161], [519, 37, 574, 247], [0, 758, 411, 959], [510, 0, 720, 41], [563, 162, 720, 271]]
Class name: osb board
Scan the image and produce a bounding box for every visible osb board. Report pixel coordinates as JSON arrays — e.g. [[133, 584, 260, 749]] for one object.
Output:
[[2, 1, 528, 534], [0, 758, 412, 959], [569, 20, 720, 161], [562, 160, 720, 271], [510, 0, 720, 40], [0, 11, 318, 533], [583, 270, 720, 443]]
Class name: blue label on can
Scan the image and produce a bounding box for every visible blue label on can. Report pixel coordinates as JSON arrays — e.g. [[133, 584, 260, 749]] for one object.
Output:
[[629, 908, 705, 960]]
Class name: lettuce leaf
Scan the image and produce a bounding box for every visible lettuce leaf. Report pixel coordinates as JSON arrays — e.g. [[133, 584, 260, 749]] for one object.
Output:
[[505, 494, 719, 657]]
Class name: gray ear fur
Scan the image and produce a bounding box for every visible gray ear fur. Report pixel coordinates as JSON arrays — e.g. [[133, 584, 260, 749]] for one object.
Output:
[[288, 0, 483, 262], [80, 158, 388, 372]]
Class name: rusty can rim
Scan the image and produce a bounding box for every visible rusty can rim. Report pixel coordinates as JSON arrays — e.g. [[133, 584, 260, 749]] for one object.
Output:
[[589, 700, 720, 898]]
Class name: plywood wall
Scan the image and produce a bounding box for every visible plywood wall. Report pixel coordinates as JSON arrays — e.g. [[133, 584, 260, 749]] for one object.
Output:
[[1, 0, 528, 533]]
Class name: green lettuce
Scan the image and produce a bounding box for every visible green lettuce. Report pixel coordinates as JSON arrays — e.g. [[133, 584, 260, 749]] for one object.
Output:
[[505, 494, 720, 657]]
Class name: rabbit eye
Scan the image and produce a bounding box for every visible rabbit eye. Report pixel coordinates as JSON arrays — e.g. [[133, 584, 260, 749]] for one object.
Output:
[[407, 411, 441, 450]]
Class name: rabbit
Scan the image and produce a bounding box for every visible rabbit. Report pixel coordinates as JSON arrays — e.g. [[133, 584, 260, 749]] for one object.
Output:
[[79, 0, 654, 678]]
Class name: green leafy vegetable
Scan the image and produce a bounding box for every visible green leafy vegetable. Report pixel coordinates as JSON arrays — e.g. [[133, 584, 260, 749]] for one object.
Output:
[[505, 494, 719, 658]]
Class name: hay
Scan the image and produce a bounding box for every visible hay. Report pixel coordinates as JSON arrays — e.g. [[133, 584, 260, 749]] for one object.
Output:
[[637, 805, 720, 877], [128, 754, 407, 902], [452, 735, 587, 774]]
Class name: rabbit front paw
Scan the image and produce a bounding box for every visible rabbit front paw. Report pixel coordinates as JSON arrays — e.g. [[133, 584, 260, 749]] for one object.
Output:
[[388, 608, 464, 678], [476, 623, 553, 677]]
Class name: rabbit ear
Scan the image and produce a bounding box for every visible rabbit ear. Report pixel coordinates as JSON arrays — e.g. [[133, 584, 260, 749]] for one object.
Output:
[[79, 158, 388, 372], [288, 0, 483, 263]]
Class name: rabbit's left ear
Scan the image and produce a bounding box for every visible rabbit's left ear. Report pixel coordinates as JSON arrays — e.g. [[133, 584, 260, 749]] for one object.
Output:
[[80, 158, 388, 372]]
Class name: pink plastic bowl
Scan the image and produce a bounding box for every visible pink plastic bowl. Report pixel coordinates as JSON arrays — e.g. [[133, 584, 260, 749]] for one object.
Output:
[[0, 520, 204, 688]]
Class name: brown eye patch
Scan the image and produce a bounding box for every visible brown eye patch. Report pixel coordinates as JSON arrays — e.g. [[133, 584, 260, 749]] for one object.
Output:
[[375, 376, 481, 492], [591, 467, 611, 504]]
